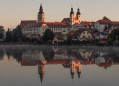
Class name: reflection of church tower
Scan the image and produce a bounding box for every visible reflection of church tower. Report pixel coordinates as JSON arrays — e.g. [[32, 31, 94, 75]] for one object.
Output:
[[38, 4, 45, 22], [70, 61, 75, 79], [77, 63, 81, 78], [70, 60, 82, 79], [38, 64, 45, 83]]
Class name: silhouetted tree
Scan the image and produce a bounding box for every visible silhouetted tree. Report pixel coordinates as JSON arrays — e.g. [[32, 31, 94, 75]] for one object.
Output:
[[65, 38, 72, 45], [0, 26, 5, 39], [93, 29, 98, 32], [42, 29, 54, 42], [12, 25, 22, 42], [6, 28, 11, 42], [104, 26, 108, 31]]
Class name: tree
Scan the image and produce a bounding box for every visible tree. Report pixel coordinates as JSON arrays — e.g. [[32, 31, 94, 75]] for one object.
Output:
[[103, 16, 110, 20], [65, 38, 72, 45], [6, 28, 11, 42], [107, 38, 113, 45], [0, 26, 4, 33], [108, 23, 112, 29], [108, 29, 119, 41], [107, 28, 119, 45], [12, 25, 22, 42], [0, 33, 3, 39], [104, 25, 108, 31], [93, 29, 98, 32], [0, 26, 5, 39], [42, 29, 54, 42]]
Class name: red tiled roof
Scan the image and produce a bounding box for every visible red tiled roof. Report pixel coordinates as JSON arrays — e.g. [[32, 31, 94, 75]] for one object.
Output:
[[43, 22, 72, 28], [82, 61, 94, 65], [98, 63, 112, 67], [23, 22, 43, 29], [98, 19, 112, 24], [20, 20, 37, 28], [66, 33, 77, 39], [74, 17, 78, 20], [61, 18, 70, 22], [46, 60, 71, 65], [56, 37, 64, 40], [81, 21, 95, 26], [23, 22, 71, 29], [112, 21, 119, 25], [74, 23, 79, 25]]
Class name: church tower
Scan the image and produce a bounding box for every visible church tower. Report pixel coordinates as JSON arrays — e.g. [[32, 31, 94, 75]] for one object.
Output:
[[70, 7, 75, 26], [38, 4, 45, 22], [76, 8, 81, 24]]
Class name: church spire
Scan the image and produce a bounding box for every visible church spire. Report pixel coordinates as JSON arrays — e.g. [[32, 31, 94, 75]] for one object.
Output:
[[39, 4, 43, 13], [77, 8, 81, 16], [70, 7, 74, 15]]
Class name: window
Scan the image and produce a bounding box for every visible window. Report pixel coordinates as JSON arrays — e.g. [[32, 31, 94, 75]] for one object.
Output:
[[87, 32, 89, 34], [83, 36, 85, 38], [54, 28, 55, 30], [83, 32, 85, 34], [89, 36, 90, 38]]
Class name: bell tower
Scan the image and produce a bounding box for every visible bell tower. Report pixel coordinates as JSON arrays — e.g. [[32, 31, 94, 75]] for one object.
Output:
[[38, 4, 45, 22], [76, 8, 81, 24], [70, 7, 75, 26]]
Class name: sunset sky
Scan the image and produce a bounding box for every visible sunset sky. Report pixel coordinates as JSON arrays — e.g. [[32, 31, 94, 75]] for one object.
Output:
[[0, 0, 119, 30]]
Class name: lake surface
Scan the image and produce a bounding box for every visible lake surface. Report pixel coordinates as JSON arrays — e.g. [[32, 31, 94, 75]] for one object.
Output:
[[0, 46, 119, 86]]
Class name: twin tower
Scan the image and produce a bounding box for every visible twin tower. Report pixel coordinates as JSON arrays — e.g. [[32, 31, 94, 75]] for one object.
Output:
[[70, 7, 81, 25], [38, 4, 81, 25]]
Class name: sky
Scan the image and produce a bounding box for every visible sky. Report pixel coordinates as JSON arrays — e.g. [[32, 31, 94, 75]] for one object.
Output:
[[0, 0, 119, 31]]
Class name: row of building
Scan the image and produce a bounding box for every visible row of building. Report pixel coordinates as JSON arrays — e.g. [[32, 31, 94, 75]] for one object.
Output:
[[20, 4, 119, 43]]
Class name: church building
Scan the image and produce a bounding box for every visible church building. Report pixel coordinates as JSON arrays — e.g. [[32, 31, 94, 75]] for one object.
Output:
[[20, 4, 81, 39]]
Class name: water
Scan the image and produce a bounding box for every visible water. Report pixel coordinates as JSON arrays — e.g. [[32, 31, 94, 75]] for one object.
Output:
[[0, 46, 119, 86]]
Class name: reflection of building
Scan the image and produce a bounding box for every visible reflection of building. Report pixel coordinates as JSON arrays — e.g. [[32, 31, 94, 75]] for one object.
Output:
[[20, 47, 114, 83], [95, 56, 112, 69], [79, 49, 93, 59], [38, 64, 45, 83], [22, 50, 47, 63], [70, 60, 81, 79]]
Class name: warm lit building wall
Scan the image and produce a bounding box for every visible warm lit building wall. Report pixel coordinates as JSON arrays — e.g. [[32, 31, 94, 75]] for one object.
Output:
[[79, 31, 93, 41]]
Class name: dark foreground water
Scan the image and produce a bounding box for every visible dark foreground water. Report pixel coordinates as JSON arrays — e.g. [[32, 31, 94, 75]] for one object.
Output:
[[0, 46, 119, 86]]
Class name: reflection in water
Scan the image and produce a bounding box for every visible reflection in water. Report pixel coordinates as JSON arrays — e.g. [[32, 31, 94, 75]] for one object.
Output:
[[0, 46, 119, 83]]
